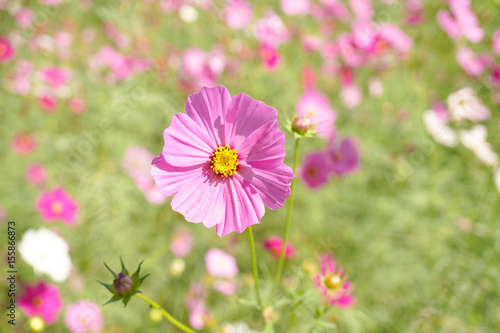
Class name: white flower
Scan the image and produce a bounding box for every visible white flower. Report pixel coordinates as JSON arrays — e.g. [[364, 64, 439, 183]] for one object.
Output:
[[422, 110, 458, 147], [19, 228, 72, 282], [459, 125, 499, 167], [179, 5, 198, 23], [447, 87, 490, 123], [221, 322, 258, 333]]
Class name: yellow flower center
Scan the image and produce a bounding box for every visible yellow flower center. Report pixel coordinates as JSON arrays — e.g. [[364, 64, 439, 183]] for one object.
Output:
[[51, 202, 63, 214], [210, 144, 239, 177], [325, 274, 343, 290]]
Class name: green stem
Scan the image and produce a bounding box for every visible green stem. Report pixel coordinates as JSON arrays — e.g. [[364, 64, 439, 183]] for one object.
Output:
[[269, 137, 300, 303], [248, 225, 264, 310], [134, 293, 196, 333]]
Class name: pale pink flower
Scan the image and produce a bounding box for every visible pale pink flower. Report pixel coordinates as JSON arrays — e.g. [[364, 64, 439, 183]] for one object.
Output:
[[320, 0, 350, 21], [35, 187, 79, 225], [19, 281, 63, 324], [280, 0, 310, 16], [432, 102, 449, 122], [494, 28, 500, 55], [327, 137, 360, 176], [69, 97, 86, 114], [11, 133, 37, 155], [459, 125, 498, 167], [65, 301, 104, 333], [170, 228, 194, 257], [313, 253, 355, 307], [437, 10, 460, 39], [39, 0, 64, 6], [38, 94, 58, 113], [349, 0, 372, 20], [301, 66, 317, 89], [186, 282, 207, 310], [189, 303, 212, 330], [213, 279, 239, 295], [15, 7, 34, 29], [456, 47, 485, 77], [378, 24, 413, 54], [447, 87, 490, 122], [351, 21, 377, 52], [123, 146, 167, 204], [262, 235, 296, 259], [26, 163, 48, 187], [340, 84, 362, 109], [0, 37, 14, 62], [180, 48, 225, 91], [253, 11, 289, 47], [258, 43, 281, 71], [337, 33, 364, 67], [368, 78, 383, 97], [159, 0, 184, 13], [225, 0, 252, 29], [449, 0, 483, 43], [205, 248, 238, 278], [300, 151, 331, 189], [40, 67, 68, 86], [11, 60, 33, 95], [296, 89, 336, 138], [151, 86, 293, 236]]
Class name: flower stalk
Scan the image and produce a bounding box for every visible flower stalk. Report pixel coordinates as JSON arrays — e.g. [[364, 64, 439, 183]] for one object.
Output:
[[269, 137, 300, 303], [248, 225, 264, 310]]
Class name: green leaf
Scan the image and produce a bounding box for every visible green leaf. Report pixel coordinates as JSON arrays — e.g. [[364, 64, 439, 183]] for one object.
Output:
[[104, 293, 123, 306], [96, 279, 114, 294], [104, 262, 118, 278]]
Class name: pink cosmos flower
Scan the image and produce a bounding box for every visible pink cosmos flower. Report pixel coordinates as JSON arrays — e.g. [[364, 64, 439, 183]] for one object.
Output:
[[378, 24, 413, 54], [35, 187, 79, 225], [26, 163, 48, 187], [205, 248, 238, 278], [301, 67, 317, 89], [300, 151, 331, 189], [213, 279, 239, 295], [69, 97, 87, 114], [337, 33, 365, 67], [456, 47, 485, 77], [340, 84, 362, 109], [10, 60, 33, 95], [437, 10, 460, 39], [281, 0, 310, 16], [258, 43, 281, 71], [64, 301, 104, 333], [189, 303, 213, 330], [19, 281, 63, 324], [320, 0, 350, 21], [349, 0, 372, 20], [186, 281, 207, 310], [313, 253, 355, 307], [39, 67, 68, 89], [327, 137, 360, 176], [253, 11, 290, 47], [123, 146, 167, 204], [180, 48, 225, 91], [262, 235, 296, 259], [0, 37, 14, 63], [15, 7, 34, 29], [38, 94, 58, 112], [296, 89, 336, 139], [11, 133, 37, 155], [494, 28, 500, 55], [151, 86, 294, 236], [225, 0, 253, 29], [449, 0, 483, 43], [170, 228, 194, 257], [40, 0, 64, 6]]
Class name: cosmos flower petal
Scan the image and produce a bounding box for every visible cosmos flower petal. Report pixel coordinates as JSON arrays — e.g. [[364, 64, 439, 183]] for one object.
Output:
[[163, 113, 216, 167], [151, 155, 204, 197], [237, 120, 286, 169], [171, 171, 226, 228], [185, 85, 231, 146], [216, 177, 265, 236], [239, 164, 292, 210], [225, 92, 278, 148]]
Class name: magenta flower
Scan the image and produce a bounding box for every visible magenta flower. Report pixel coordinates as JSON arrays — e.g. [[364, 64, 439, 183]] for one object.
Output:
[[38, 94, 58, 113], [19, 281, 63, 324], [26, 163, 48, 187], [64, 301, 104, 333], [0, 37, 14, 63], [327, 137, 360, 176], [437, 0, 483, 43], [456, 47, 486, 77], [300, 151, 331, 189], [296, 89, 336, 139], [35, 187, 79, 225], [69, 97, 87, 114], [253, 10, 290, 47], [151, 86, 294, 236], [313, 253, 355, 308], [39, 67, 68, 89], [205, 248, 238, 278], [262, 235, 296, 259], [258, 43, 281, 71]]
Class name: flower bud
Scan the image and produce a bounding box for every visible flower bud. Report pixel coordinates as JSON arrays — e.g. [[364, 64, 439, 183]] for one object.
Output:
[[292, 116, 312, 134], [113, 272, 133, 295], [325, 274, 343, 290]]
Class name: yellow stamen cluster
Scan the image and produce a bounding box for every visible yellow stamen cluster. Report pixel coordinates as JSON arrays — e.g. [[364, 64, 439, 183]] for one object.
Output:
[[51, 202, 63, 214], [210, 144, 239, 177]]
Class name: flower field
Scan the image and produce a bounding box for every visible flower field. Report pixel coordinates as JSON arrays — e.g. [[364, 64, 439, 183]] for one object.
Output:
[[1, 0, 500, 332]]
